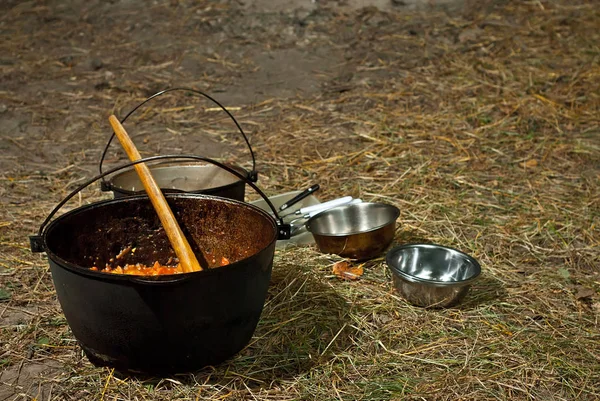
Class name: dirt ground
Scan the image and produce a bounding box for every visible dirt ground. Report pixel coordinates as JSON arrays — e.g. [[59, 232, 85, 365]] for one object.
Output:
[[0, 0, 467, 174], [1, 0, 599, 400]]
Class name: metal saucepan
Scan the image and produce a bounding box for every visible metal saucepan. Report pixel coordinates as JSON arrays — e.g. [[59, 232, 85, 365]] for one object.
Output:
[[30, 156, 290, 375], [305, 202, 400, 260], [386, 244, 481, 308], [99, 88, 258, 200]]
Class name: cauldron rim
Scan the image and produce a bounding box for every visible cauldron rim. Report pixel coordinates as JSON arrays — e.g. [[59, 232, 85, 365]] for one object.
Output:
[[42, 193, 278, 284]]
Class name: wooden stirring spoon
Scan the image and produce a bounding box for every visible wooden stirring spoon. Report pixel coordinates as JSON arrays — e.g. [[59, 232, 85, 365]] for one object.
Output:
[[108, 115, 202, 273]]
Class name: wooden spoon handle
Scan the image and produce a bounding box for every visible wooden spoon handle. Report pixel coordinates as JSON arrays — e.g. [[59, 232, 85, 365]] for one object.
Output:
[[108, 115, 202, 273]]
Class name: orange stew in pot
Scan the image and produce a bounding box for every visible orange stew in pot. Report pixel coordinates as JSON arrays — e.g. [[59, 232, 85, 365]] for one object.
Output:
[[91, 256, 231, 276]]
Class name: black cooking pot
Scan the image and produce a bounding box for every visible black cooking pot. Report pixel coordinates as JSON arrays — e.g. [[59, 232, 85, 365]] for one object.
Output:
[[99, 88, 258, 200], [30, 156, 290, 375]]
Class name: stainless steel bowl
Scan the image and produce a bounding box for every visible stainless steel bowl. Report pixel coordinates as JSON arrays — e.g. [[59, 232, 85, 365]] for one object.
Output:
[[305, 202, 400, 260], [386, 244, 481, 308]]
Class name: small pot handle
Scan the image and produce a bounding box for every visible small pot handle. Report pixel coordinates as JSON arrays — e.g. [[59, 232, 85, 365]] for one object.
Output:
[[30, 155, 290, 253], [98, 87, 258, 190]]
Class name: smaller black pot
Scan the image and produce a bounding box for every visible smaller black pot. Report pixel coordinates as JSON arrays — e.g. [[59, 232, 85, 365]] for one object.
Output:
[[99, 87, 258, 200], [105, 162, 249, 201]]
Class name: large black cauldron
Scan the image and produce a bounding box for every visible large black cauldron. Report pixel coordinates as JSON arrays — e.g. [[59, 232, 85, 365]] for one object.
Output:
[[31, 157, 290, 375]]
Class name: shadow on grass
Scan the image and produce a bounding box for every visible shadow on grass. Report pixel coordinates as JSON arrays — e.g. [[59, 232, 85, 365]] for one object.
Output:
[[458, 272, 507, 310], [231, 268, 348, 375], [192, 261, 350, 386]]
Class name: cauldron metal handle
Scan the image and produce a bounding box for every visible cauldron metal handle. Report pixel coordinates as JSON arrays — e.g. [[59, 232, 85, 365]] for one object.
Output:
[[31, 155, 290, 253], [98, 87, 258, 191]]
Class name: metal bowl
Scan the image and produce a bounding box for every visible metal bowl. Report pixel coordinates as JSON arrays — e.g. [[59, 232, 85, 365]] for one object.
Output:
[[305, 202, 400, 260], [386, 244, 481, 308]]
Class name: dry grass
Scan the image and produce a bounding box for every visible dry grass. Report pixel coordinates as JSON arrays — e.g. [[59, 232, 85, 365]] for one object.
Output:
[[1, 0, 599, 400]]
